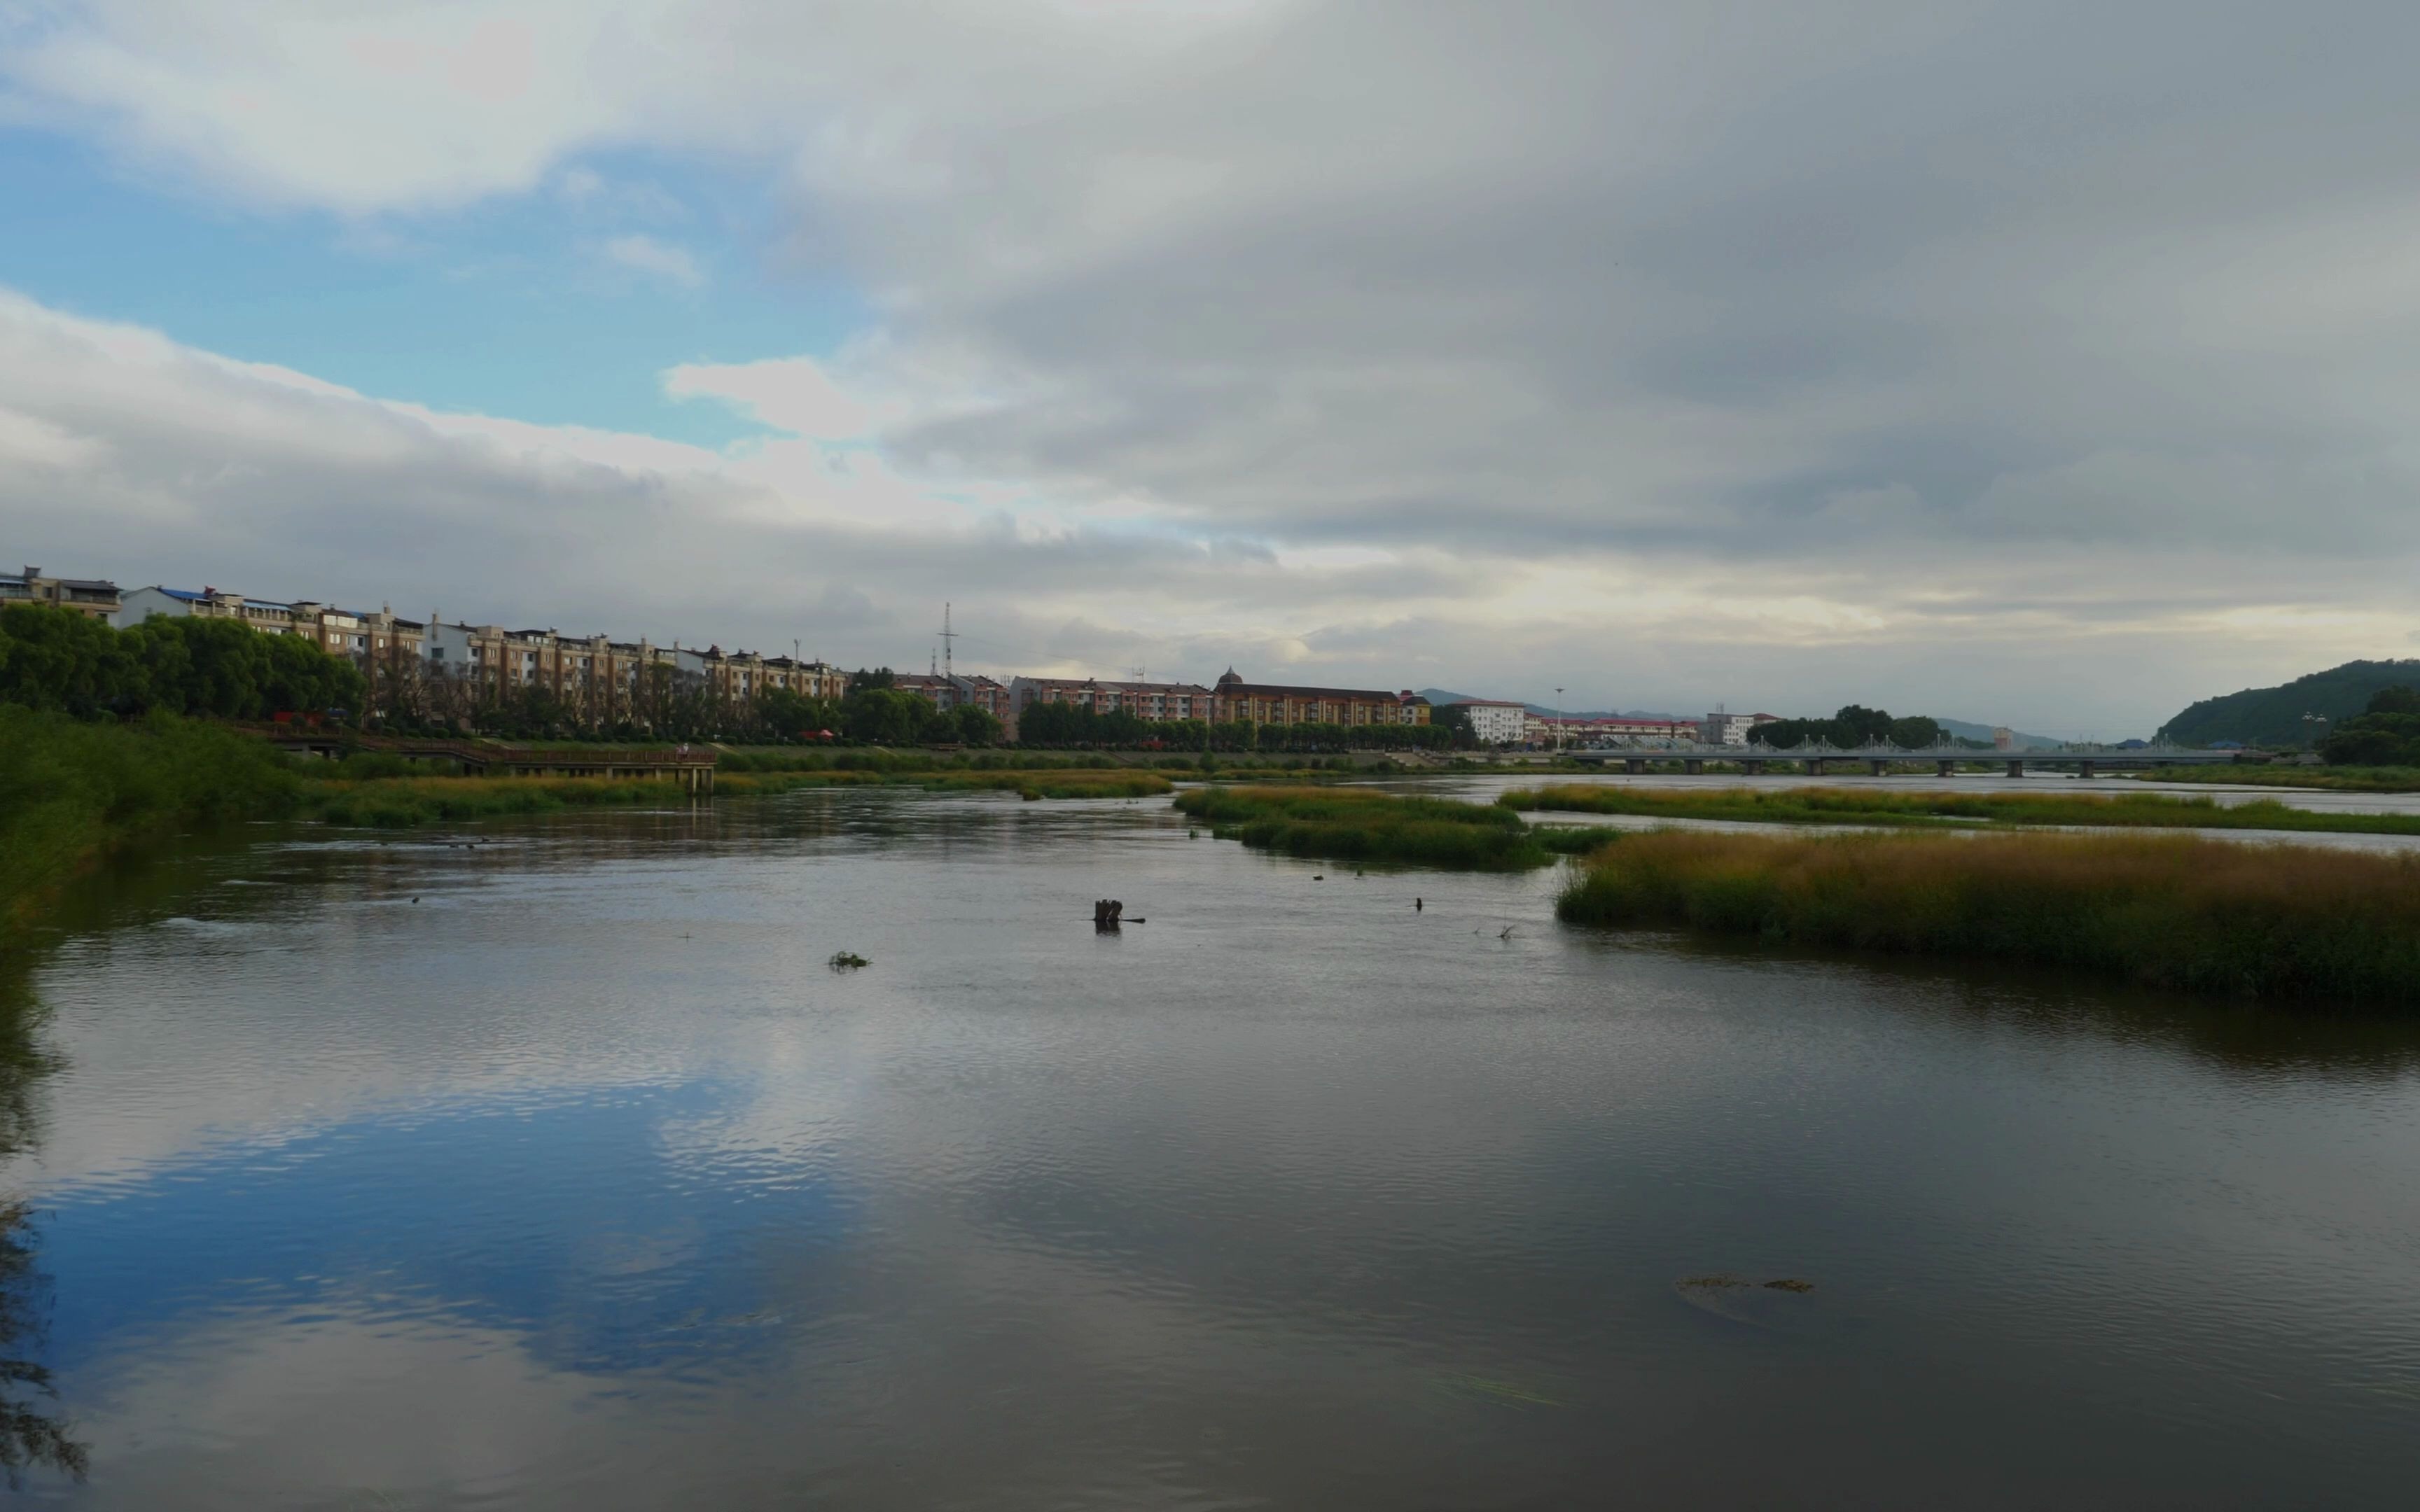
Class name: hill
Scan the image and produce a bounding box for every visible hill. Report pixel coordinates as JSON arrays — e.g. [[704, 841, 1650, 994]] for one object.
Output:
[[1935, 718, 2064, 750], [2157, 659, 2420, 748]]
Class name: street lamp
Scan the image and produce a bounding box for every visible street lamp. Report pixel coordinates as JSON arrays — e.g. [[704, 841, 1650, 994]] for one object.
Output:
[[1554, 687, 1564, 758]]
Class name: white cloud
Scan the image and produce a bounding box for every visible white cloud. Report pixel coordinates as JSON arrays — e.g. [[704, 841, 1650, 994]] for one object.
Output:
[[601, 234, 702, 288], [10, 4, 2420, 728]]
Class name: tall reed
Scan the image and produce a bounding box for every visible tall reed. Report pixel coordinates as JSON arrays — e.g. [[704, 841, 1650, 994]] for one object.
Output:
[[1557, 829, 2420, 1002], [1175, 785, 1611, 869], [1502, 783, 2420, 836]]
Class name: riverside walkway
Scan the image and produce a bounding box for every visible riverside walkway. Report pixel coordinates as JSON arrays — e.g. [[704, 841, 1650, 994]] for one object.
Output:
[[1567, 742, 2258, 778]]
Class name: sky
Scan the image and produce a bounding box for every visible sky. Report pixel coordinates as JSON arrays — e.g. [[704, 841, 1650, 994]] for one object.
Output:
[[2, 1, 2416, 736]]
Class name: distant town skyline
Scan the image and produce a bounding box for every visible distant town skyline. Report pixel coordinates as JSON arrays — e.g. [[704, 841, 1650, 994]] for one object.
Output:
[[6, 4, 2418, 737]]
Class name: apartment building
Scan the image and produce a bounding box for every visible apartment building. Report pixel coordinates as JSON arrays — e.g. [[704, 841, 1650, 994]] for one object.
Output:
[[1699, 710, 1781, 746], [4, 566, 120, 619], [1210, 670, 1431, 727], [1453, 699, 1528, 744], [1010, 676, 1216, 723]]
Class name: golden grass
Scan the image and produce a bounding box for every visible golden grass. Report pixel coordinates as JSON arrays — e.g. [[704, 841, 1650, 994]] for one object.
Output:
[[1502, 783, 2420, 835], [1558, 828, 2420, 1003]]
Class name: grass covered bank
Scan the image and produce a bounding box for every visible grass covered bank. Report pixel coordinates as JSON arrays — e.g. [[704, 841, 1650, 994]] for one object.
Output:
[[716, 768, 1173, 800], [0, 708, 300, 944], [1557, 830, 2420, 1003], [2132, 765, 2420, 794], [1500, 783, 2420, 836], [1174, 785, 1615, 869]]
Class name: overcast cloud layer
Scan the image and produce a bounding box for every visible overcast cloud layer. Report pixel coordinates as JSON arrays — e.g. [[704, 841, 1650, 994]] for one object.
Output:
[[6, 0, 2419, 732]]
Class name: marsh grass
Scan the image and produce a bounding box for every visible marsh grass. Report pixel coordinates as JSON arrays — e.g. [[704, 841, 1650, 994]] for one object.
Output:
[[1558, 829, 2420, 1003], [2137, 765, 2420, 794], [0, 708, 300, 944], [301, 774, 693, 827], [1501, 783, 2420, 836], [1174, 785, 1615, 869]]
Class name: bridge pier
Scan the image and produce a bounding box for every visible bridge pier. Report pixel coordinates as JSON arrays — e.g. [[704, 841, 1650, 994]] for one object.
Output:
[[1625, 758, 1645, 776], [2079, 760, 2095, 779], [1683, 759, 1704, 776], [1937, 760, 1955, 778], [1868, 760, 1887, 776], [2007, 760, 2024, 778], [1804, 759, 1823, 777]]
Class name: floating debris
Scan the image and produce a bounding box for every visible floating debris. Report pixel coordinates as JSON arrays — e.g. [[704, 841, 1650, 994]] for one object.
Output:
[[828, 951, 870, 970]]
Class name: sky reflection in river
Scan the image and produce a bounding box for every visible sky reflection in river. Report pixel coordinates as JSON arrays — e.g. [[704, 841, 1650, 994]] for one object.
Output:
[[11, 789, 2420, 1507]]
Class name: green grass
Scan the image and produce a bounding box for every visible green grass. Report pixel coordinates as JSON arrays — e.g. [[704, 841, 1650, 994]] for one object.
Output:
[[1499, 783, 2420, 835], [1557, 828, 2420, 1004], [299, 774, 696, 827], [2132, 764, 2420, 794], [0, 708, 302, 946], [1174, 785, 1615, 869]]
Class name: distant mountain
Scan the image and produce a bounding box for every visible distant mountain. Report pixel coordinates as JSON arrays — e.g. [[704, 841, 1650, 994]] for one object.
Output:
[[1934, 718, 2064, 750], [2157, 659, 2420, 748]]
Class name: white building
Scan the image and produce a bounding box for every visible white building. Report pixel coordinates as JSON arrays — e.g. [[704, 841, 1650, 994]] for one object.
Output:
[[1699, 710, 1781, 746], [1455, 699, 1529, 745]]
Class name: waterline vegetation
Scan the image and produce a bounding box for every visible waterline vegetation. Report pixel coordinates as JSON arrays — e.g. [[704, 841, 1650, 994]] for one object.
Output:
[[1499, 784, 2420, 836], [1556, 830, 2420, 1004], [1174, 786, 1616, 869]]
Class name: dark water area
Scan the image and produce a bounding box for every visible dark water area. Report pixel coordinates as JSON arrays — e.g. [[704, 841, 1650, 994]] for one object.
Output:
[[6, 789, 2420, 1507]]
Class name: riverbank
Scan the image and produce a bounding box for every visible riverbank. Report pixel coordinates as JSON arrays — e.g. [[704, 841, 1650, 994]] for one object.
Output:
[[1557, 829, 2420, 1003], [1499, 783, 2420, 835], [0, 713, 1203, 944], [2130, 764, 2420, 793], [1174, 785, 1615, 869], [0, 709, 301, 950]]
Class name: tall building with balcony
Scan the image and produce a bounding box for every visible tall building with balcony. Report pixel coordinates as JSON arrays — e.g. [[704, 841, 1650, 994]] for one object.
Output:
[[5, 566, 119, 620]]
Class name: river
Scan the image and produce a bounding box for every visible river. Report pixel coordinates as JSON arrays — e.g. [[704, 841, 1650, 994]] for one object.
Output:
[[7, 787, 2420, 1507]]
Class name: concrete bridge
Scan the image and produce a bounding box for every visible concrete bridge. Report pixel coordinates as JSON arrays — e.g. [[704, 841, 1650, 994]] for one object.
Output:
[[1567, 741, 2262, 779], [260, 730, 719, 793]]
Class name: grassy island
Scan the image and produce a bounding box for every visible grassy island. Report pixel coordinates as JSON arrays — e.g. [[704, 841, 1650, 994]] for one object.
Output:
[[1557, 829, 2420, 1004], [1499, 783, 2420, 836], [1174, 785, 1615, 869]]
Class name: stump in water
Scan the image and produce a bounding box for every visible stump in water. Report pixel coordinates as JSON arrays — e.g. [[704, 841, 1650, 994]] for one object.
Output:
[[1093, 899, 1125, 931]]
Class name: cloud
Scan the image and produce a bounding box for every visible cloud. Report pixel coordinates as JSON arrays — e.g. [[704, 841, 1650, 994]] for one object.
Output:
[[601, 234, 703, 288], [9, 4, 2420, 729]]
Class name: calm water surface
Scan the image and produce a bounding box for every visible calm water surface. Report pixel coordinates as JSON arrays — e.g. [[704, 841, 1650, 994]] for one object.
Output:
[[8, 788, 2420, 1507]]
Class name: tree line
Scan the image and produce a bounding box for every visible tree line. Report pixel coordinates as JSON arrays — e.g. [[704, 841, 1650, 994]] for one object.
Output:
[[1013, 701, 1461, 750], [0, 604, 363, 721], [2319, 687, 2420, 766], [1749, 705, 1970, 750]]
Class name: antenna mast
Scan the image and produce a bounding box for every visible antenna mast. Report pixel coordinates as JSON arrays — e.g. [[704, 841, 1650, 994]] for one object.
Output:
[[939, 603, 957, 684]]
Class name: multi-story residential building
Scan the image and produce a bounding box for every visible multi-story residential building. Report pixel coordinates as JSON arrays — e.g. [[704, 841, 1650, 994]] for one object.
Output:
[[950, 673, 1012, 722], [1534, 715, 1698, 745], [116, 585, 299, 635], [1700, 710, 1781, 746], [5, 566, 119, 620], [1010, 676, 1217, 724], [765, 657, 845, 701], [1210, 670, 1431, 727], [1452, 699, 1528, 745]]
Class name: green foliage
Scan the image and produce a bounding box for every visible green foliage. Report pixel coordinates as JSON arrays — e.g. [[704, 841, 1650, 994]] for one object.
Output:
[[1750, 704, 1944, 750], [0, 708, 302, 940], [1557, 829, 2420, 1004], [2141, 764, 2420, 793], [1017, 702, 1450, 751], [1498, 783, 2420, 836], [2160, 659, 2420, 748], [1173, 785, 1613, 869], [0, 605, 364, 721], [2319, 686, 2420, 766]]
